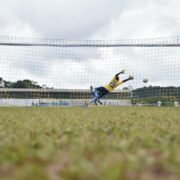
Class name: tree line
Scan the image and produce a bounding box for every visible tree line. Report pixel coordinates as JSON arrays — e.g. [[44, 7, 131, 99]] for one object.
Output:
[[4, 79, 43, 89]]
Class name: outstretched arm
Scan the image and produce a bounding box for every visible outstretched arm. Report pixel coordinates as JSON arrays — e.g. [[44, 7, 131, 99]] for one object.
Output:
[[115, 69, 125, 77], [122, 75, 134, 83]]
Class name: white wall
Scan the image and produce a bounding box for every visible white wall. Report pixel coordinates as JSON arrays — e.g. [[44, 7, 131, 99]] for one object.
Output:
[[0, 99, 132, 107]]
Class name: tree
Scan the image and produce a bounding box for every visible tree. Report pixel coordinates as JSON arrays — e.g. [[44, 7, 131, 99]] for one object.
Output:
[[4, 79, 42, 88]]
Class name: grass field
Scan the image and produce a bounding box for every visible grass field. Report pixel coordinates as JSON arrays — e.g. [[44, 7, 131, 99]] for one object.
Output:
[[0, 107, 179, 180]]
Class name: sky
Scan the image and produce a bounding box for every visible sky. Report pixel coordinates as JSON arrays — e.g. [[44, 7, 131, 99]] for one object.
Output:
[[0, 0, 180, 89], [1, 0, 180, 39]]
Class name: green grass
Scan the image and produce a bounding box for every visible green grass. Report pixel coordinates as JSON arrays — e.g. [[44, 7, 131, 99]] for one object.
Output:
[[0, 107, 180, 180]]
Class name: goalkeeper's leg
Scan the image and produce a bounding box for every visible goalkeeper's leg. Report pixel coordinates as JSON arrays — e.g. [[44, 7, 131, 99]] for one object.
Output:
[[90, 94, 99, 105], [97, 99, 103, 105], [90, 86, 99, 105]]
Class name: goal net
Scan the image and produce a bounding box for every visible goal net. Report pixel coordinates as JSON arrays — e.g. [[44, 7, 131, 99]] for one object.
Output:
[[0, 36, 179, 107]]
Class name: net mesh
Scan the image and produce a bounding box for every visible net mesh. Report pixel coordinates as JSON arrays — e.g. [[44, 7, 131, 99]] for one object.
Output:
[[0, 36, 180, 106]]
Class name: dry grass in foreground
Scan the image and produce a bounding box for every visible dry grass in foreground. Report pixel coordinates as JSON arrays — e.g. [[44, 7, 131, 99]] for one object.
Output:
[[0, 107, 179, 180]]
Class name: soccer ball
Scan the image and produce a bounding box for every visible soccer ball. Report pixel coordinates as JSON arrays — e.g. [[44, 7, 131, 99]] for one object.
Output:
[[143, 78, 148, 83]]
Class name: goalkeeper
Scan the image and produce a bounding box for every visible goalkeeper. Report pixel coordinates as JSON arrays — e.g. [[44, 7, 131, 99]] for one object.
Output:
[[90, 70, 133, 105]]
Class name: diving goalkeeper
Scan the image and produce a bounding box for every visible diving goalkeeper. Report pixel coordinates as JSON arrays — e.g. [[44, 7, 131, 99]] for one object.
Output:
[[90, 70, 134, 105]]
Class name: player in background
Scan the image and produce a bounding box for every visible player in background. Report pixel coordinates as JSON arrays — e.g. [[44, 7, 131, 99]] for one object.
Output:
[[90, 70, 134, 105]]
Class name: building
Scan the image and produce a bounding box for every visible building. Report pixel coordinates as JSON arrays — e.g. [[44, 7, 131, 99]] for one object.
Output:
[[0, 88, 132, 106], [0, 88, 132, 99]]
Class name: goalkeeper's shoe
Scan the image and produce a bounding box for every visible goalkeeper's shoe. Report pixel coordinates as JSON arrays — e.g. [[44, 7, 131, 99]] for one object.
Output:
[[129, 75, 134, 80]]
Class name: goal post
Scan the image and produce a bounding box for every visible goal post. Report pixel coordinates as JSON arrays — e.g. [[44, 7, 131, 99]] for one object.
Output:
[[0, 36, 179, 107]]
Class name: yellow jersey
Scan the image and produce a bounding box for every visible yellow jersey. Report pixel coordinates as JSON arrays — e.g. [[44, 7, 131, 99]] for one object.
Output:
[[104, 76, 122, 92]]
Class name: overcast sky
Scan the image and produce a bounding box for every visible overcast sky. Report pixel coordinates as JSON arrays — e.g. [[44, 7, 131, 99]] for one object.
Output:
[[0, 0, 180, 89], [1, 0, 180, 39]]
